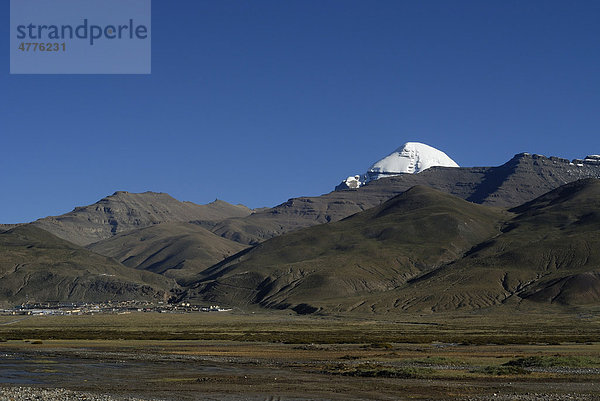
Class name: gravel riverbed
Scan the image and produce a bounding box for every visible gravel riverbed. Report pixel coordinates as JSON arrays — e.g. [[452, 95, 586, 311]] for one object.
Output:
[[465, 394, 598, 401], [1, 387, 599, 401], [0, 387, 160, 401]]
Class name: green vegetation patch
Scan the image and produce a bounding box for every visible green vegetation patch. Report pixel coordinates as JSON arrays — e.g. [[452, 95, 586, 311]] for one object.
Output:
[[505, 355, 600, 368], [405, 356, 466, 366]]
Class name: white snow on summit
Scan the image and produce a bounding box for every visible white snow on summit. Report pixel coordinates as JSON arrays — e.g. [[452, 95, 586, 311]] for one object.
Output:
[[343, 175, 363, 189], [367, 142, 459, 180], [337, 142, 459, 190]]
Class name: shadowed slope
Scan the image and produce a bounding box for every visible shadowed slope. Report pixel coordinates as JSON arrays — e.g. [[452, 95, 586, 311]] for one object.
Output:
[[185, 180, 600, 313], [0, 225, 175, 304], [519, 273, 600, 305], [363, 179, 600, 312], [88, 222, 248, 283], [184, 186, 509, 311], [212, 154, 600, 245]]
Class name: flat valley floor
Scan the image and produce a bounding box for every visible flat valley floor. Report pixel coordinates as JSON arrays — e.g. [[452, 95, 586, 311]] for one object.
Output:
[[0, 310, 599, 400]]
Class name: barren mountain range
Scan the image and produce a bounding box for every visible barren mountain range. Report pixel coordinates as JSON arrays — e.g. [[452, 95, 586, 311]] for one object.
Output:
[[211, 152, 600, 245], [1, 151, 600, 313], [185, 180, 600, 313], [32, 191, 254, 246], [0, 225, 174, 303]]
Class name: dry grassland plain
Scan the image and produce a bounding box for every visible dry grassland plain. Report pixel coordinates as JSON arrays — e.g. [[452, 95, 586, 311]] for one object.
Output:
[[0, 309, 599, 400]]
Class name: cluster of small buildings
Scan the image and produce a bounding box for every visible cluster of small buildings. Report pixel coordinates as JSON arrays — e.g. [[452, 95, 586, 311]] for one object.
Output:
[[0, 301, 232, 316]]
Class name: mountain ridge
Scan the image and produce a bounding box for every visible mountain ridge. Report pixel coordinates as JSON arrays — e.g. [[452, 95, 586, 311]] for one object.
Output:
[[180, 179, 600, 313], [2, 151, 600, 311], [212, 152, 600, 245], [6, 152, 600, 250], [182, 185, 511, 310], [31, 191, 254, 246]]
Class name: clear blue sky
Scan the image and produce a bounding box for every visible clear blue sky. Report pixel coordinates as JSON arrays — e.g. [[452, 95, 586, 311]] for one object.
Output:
[[1, 0, 599, 223]]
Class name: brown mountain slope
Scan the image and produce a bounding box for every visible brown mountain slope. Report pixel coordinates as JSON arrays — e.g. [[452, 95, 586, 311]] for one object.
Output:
[[350, 179, 600, 313], [184, 179, 600, 314], [0, 225, 175, 304], [183, 186, 509, 311], [211, 153, 600, 245], [0, 224, 21, 232], [33, 192, 252, 246], [88, 222, 248, 283], [518, 273, 600, 305]]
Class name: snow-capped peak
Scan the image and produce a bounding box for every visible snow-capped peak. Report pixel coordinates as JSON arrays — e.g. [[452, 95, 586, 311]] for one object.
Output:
[[367, 142, 459, 179], [336, 142, 459, 190]]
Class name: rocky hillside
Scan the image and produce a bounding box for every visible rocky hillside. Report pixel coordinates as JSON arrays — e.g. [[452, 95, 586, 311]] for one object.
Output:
[[87, 222, 248, 284], [14, 153, 600, 250], [0, 225, 175, 304], [32, 192, 253, 246], [364, 178, 600, 313], [183, 185, 510, 310], [2, 153, 600, 312], [211, 153, 600, 245], [183, 179, 600, 314]]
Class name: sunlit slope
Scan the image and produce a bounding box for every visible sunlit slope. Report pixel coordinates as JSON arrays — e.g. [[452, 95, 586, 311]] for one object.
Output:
[[350, 179, 600, 313], [0, 225, 175, 304], [33, 192, 252, 246], [185, 186, 509, 310]]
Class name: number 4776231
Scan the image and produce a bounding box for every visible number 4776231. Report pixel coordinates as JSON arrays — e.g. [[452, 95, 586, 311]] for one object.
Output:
[[18, 43, 66, 52]]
